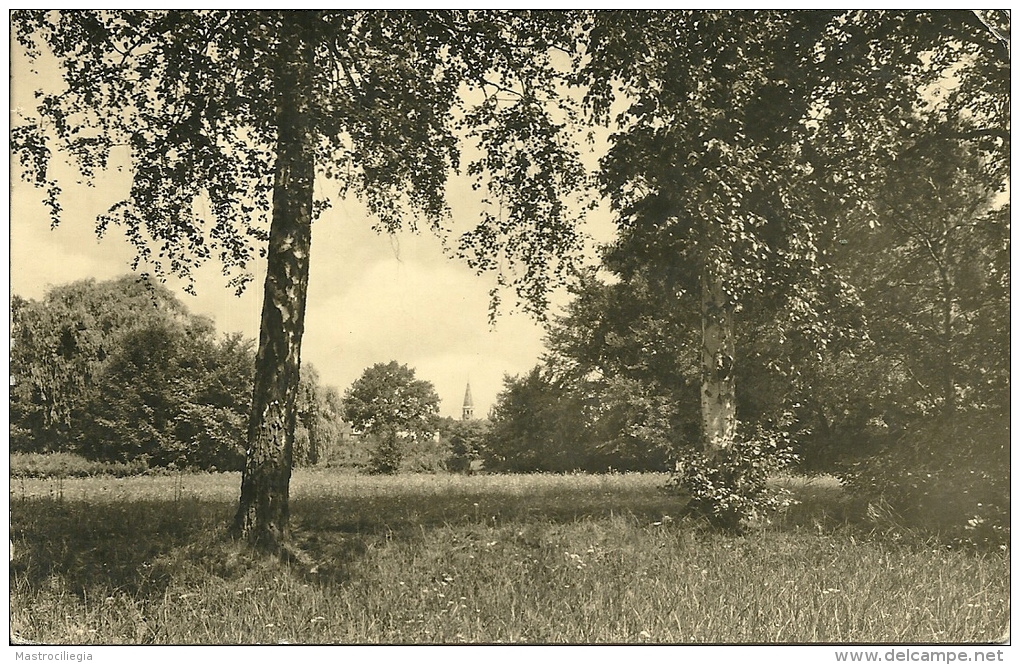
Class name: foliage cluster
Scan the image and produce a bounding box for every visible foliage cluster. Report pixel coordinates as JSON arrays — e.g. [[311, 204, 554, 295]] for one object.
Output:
[[76, 318, 252, 470], [293, 366, 348, 467], [482, 367, 676, 473], [341, 361, 440, 474], [10, 452, 149, 479], [482, 367, 590, 473], [840, 411, 1009, 549], [437, 417, 489, 473], [668, 422, 800, 531], [282, 419, 485, 475], [10, 276, 346, 471]]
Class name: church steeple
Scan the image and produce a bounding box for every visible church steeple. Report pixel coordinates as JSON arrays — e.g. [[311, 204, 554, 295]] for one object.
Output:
[[462, 383, 474, 420]]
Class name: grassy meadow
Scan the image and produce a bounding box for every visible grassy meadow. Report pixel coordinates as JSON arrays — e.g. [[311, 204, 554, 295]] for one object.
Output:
[[9, 469, 1009, 644]]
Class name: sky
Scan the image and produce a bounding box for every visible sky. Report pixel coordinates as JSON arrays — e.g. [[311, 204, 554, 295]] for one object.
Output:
[[8, 31, 616, 420]]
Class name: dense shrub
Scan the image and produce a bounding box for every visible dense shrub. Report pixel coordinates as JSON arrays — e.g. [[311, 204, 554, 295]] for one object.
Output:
[[9, 425, 35, 454], [443, 419, 488, 473], [10, 452, 149, 478], [315, 434, 372, 470], [583, 376, 685, 472], [668, 422, 799, 531], [400, 432, 450, 473], [75, 319, 251, 471], [293, 366, 348, 467], [366, 433, 404, 475], [839, 411, 1008, 549], [483, 369, 689, 474], [12, 276, 348, 472], [482, 367, 593, 473]]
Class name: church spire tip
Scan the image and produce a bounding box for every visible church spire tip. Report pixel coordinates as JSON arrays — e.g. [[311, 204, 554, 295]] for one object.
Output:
[[462, 382, 474, 420]]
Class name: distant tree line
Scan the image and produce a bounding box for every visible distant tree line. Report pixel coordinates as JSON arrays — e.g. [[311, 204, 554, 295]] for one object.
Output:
[[10, 281, 489, 475], [10, 275, 346, 471]]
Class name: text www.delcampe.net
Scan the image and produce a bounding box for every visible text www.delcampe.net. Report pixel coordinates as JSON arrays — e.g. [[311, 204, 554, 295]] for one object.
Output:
[[835, 649, 1005, 663]]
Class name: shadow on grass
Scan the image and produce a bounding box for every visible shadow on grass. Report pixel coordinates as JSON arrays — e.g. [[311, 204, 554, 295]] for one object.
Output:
[[10, 497, 230, 599], [773, 475, 858, 531], [289, 481, 685, 534], [283, 481, 689, 585], [10, 473, 856, 599]]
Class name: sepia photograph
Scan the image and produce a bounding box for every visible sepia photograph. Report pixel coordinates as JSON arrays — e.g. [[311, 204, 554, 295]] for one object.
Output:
[[8, 9, 1010, 655]]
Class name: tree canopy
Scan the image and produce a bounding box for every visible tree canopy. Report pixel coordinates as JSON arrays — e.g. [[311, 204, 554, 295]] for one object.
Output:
[[10, 275, 346, 472], [12, 10, 588, 306], [342, 361, 440, 474]]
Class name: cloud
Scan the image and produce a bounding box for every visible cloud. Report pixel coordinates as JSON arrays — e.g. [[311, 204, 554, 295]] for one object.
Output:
[[302, 251, 546, 417], [10, 193, 137, 300]]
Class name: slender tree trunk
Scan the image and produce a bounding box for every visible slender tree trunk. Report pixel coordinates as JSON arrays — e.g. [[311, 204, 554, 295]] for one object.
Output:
[[233, 13, 316, 551], [700, 261, 737, 455], [938, 265, 956, 416]]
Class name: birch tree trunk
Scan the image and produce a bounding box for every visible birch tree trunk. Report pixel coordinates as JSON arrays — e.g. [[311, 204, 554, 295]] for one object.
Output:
[[233, 13, 316, 550], [700, 261, 737, 456]]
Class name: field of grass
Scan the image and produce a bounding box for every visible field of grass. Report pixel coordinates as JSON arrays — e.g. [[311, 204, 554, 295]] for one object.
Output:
[[9, 469, 1009, 644]]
